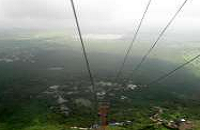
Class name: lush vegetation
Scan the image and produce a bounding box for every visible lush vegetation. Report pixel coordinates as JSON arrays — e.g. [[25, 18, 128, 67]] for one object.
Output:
[[0, 31, 200, 130]]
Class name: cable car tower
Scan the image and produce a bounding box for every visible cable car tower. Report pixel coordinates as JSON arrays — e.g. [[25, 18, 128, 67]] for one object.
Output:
[[98, 101, 109, 130]]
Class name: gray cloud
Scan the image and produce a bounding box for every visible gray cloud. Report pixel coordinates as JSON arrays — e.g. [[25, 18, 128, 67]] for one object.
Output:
[[0, 0, 199, 39]]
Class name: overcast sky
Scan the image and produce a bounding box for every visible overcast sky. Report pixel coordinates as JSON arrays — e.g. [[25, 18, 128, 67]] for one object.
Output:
[[0, 0, 199, 39]]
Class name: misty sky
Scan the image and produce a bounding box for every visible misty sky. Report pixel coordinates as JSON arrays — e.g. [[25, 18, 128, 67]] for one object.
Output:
[[0, 0, 199, 40]]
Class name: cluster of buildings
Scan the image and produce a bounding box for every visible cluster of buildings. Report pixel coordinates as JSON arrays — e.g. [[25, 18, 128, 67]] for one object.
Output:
[[150, 107, 193, 130]]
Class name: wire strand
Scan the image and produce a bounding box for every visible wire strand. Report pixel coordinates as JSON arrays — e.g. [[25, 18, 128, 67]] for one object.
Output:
[[70, 0, 98, 127], [148, 54, 200, 86], [132, 0, 189, 73], [115, 0, 152, 81], [105, 0, 152, 96], [106, 0, 189, 96]]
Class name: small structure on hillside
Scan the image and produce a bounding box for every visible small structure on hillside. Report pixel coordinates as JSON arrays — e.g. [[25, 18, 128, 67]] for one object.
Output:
[[164, 118, 193, 130], [127, 84, 137, 90]]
